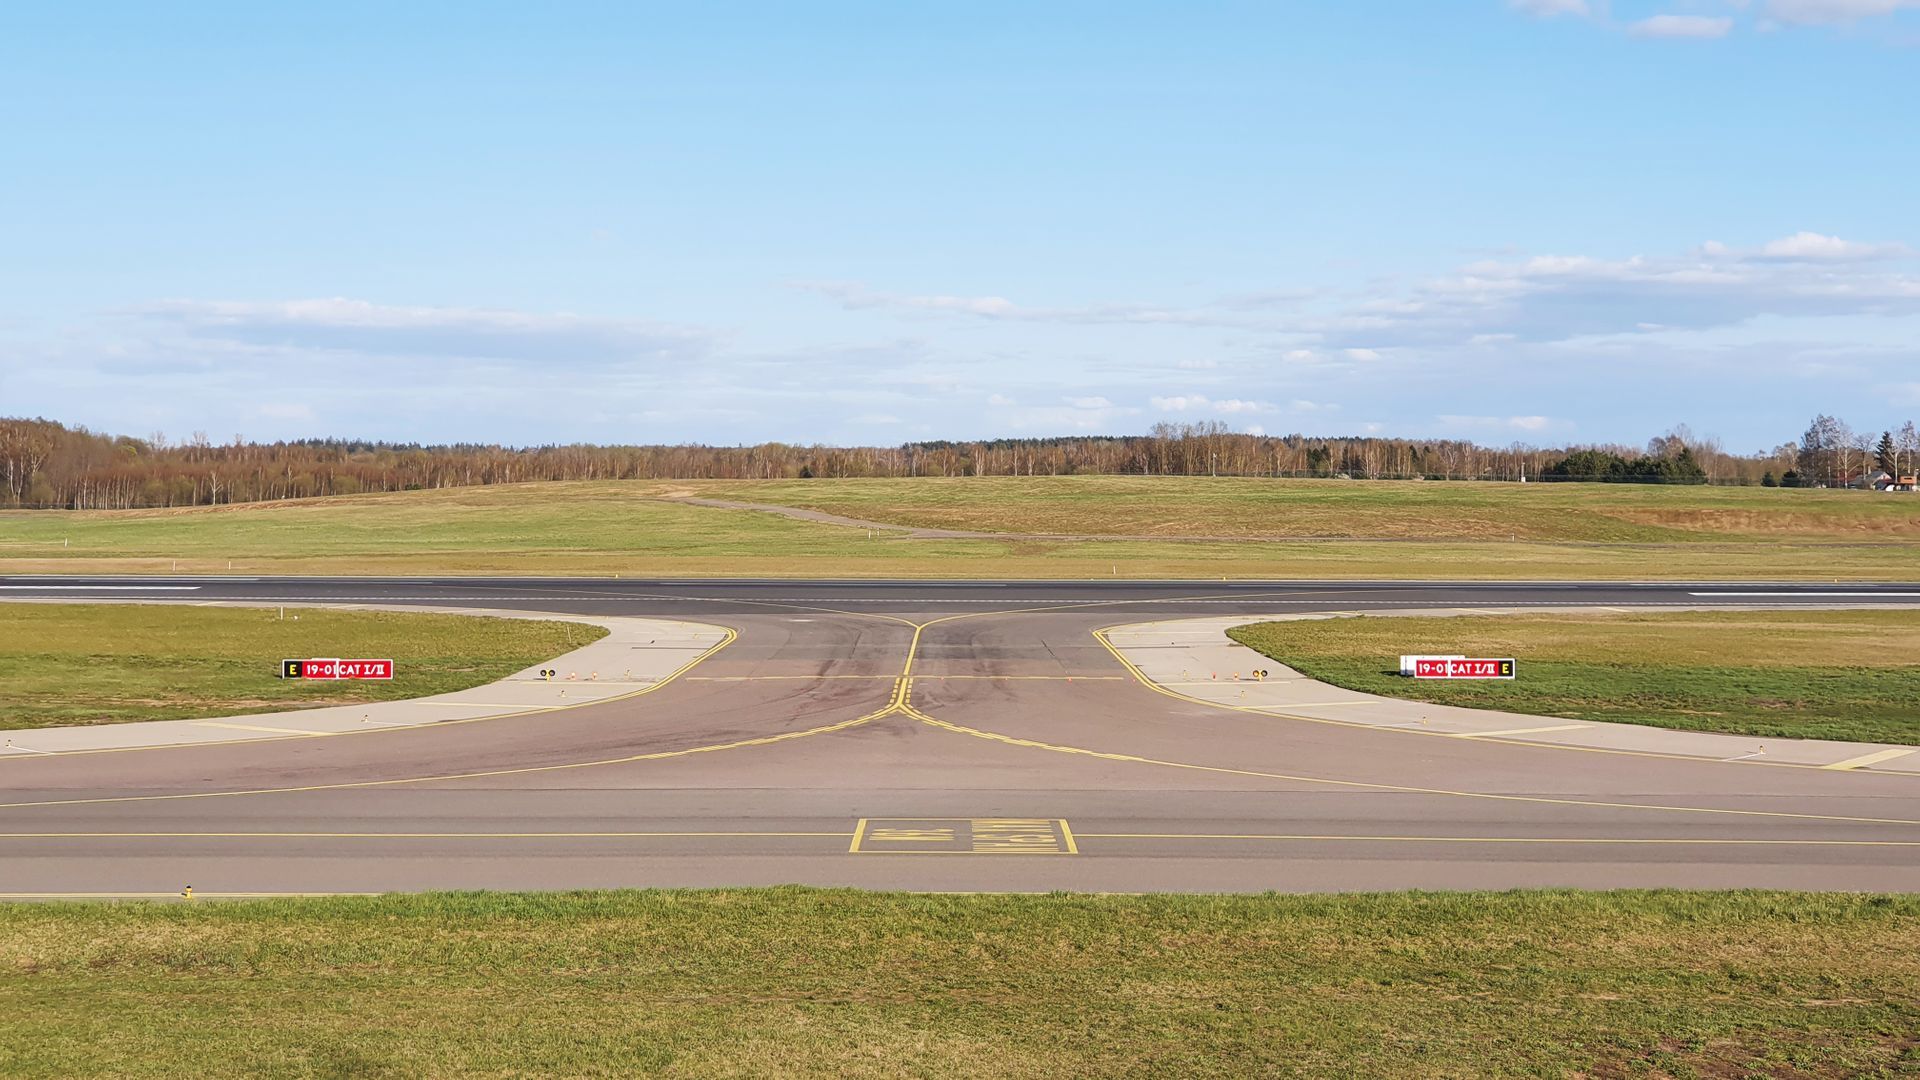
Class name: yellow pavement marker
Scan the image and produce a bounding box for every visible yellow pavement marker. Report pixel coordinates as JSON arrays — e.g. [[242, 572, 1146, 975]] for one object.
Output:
[[848, 817, 1075, 855]]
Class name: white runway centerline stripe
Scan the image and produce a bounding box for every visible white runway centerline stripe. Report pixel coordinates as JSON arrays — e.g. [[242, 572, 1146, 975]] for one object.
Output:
[[0, 585, 203, 591], [1688, 591, 1920, 597]]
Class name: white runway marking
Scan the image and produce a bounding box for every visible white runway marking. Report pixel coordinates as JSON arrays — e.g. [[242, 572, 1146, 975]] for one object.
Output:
[[1688, 592, 1920, 597], [0, 585, 202, 591]]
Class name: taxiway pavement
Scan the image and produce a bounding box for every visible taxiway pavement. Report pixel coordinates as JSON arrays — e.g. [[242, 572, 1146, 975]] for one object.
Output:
[[3, 577, 1918, 895]]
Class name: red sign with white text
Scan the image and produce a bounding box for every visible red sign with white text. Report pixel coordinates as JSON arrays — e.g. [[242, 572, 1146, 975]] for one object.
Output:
[[1412, 658, 1515, 680], [284, 658, 394, 680]]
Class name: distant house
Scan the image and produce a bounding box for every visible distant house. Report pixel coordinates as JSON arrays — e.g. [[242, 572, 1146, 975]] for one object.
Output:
[[1852, 468, 1893, 491], [1880, 474, 1919, 493]]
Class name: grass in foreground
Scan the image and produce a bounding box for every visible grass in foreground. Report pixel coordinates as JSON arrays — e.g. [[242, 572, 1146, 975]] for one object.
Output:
[[3, 478, 1918, 580], [1, 889, 1916, 1078], [1228, 610, 1920, 744], [0, 604, 604, 729]]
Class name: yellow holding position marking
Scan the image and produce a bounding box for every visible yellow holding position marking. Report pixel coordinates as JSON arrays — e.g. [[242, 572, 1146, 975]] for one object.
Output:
[[849, 818, 1075, 855]]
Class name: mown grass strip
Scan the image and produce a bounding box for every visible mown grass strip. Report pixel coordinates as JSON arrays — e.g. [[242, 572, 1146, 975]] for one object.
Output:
[[0, 604, 604, 729], [1228, 609, 1920, 744], [1, 889, 1915, 1078], [4, 477, 1919, 580]]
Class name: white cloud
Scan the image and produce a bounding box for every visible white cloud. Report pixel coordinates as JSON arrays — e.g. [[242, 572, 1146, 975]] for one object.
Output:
[[986, 393, 1017, 406], [1312, 235, 1920, 348], [134, 298, 711, 365], [1066, 395, 1114, 409], [1755, 231, 1911, 262], [1150, 394, 1277, 415], [1343, 348, 1383, 361], [1628, 14, 1736, 38], [1509, 0, 1590, 15], [793, 280, 1255, 328], [1766, 0, 1918, 24], [1437, 414, 1559, 432]]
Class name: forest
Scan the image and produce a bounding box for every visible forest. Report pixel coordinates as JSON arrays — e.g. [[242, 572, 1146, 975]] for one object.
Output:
[[0, 415, 1897, 510]]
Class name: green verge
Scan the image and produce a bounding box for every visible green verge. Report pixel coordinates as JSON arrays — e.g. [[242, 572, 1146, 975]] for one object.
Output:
[[694, 474, 1920, 542], [2, 478, 1918, 580], [1, 890, 1915, 1078], [0, 604, 605, 729], [1227, 610, 1920, 744]]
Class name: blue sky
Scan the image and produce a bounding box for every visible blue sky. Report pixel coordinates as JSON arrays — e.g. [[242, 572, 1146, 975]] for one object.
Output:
[[2, 1, 1916, 452]]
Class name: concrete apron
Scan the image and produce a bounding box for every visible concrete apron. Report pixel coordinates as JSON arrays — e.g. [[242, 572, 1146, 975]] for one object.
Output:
[[0, 599, 732, 756], [1102, 605, 1920, 776]]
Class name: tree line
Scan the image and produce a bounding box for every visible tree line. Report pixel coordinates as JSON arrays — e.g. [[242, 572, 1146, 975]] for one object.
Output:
[[0, 415, 1905, 510], [1784, 415, 1920, 488]]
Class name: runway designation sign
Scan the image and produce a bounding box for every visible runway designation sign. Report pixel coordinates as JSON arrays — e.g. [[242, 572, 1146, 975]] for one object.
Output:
[[281, 658, 394, 680], [1411, 658, 1515, 680]]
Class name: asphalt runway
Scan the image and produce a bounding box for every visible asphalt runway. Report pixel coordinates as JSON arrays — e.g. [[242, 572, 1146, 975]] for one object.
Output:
[[5, 577, 1920, 895]]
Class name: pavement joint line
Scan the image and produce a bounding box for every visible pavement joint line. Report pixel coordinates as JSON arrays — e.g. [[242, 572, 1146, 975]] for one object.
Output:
[[1257, 700, 1389, 708], [1451, 724, 1592, 739], [193, 721, 336, 736], [1823, 747, 1920, 771]]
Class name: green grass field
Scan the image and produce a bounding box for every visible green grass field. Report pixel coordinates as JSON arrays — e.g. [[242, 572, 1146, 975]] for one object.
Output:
[[691, 474, 1920, 542], [1228, 610, 1920, 744], [0, 604, 605, 729], [2, 477, 1918, 579], [1, 889, 1915, 1078]]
